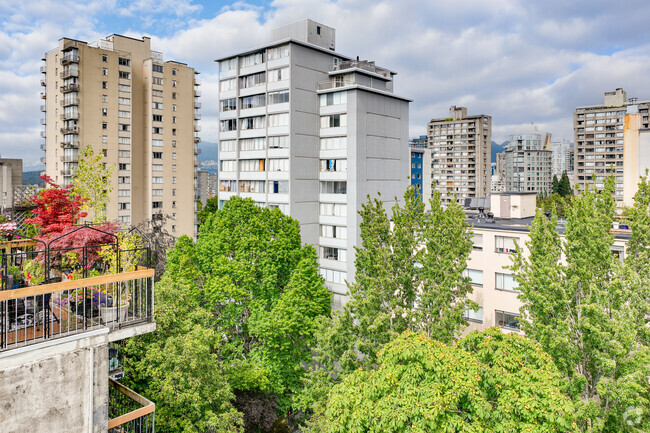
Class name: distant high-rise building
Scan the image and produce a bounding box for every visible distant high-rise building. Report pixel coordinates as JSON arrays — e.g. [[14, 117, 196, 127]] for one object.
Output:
[[0, 158, 22, 211], [574, 88, 650, 205], [500, 127, 552, 195], [550, 137, 572, 177], [196, 170, 218, 206], [216, 19, 410, 307], [42, 35, 200, 236], [427, 106, 491, 205]]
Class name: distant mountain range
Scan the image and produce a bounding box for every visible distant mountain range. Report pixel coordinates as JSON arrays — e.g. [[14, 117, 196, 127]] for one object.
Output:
[[22, 171, 45, 186], [491, 140, 507, 163], [197, 141, 219, 174]]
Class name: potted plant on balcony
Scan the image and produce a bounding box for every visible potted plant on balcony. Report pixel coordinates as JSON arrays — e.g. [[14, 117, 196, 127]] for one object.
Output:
[[23, 259, 45, 286]]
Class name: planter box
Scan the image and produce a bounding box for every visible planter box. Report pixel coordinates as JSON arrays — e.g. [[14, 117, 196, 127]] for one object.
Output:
[[100, 302, 129, 323]]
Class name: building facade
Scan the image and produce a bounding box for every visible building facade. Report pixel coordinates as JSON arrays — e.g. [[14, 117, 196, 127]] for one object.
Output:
[[216, 20, 410, 307], [550, 137, 572, 177], [574, 88, 650, 205], [0, 158, 22, 212], [42, 35, 200, 236], [499, 128, 552, 195], [409, 135, 427, 199], [427, 106, 491, 205], [196, 170, 218, 206]]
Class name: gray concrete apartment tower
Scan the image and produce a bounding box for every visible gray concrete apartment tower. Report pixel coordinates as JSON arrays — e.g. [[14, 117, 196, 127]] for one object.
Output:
[[427, 106, 491, 205], [216, 19, 410, 307]]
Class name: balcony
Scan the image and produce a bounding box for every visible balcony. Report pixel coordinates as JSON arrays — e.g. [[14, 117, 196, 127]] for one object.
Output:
[[194, 77, 201, 86], [194, 124, 201, 132], [40, 79, 46, 87], [40, 104, 46, 112], [40, 156, 46, 164], [60, 69, 79, 79], [60, 168, 74, 176], [194, 144, 201, 155], [40, 65, 46, 74], [40, 118, 46, 125], [61, 138, 79, 148], [0, 240, 154, 353], [60, 126, 79, 134], [194, 101, 201, 109], [194, 112, 201, 120], [40, 92, 46, 99], [60, 53, 79, 65], [194, 136, 201, 144], [61, 83, 79, 93], [317, 81, 352, 91], [60, 154, 78, 163], [40, 131, 46, 138], [60, 96, 80, 107], [108, 379, 155, 433], [40, 143, 46, 150], [194, 89, 201, 97], [60, 112, 79, 121]]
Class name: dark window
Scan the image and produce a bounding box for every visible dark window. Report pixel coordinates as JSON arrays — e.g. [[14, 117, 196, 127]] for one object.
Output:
[[317, 26, 321, 35], [153, 152, 163, 159], [119, 57, 131, 66], [152, 201, 162, 209], [152, 64, 163, 73]]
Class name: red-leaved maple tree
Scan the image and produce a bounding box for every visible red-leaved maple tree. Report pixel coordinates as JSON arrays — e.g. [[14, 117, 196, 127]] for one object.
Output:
[[26, 175, 88, 235]]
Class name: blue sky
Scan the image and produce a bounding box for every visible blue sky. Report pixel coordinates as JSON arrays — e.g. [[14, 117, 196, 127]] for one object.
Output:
[[2, 0, 650, 169]]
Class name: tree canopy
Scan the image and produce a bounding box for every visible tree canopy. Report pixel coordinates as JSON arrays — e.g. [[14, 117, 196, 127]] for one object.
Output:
[[71, 145, 114, 223]]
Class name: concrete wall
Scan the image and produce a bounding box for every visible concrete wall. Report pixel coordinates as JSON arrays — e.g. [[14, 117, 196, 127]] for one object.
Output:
[[0, 329, 109, 433]]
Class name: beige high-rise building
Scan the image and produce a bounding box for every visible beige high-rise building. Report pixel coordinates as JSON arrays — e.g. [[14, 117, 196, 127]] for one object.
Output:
[[574, 88, 650, 206], [427, 106, 491, 205], [41, 35, 200, 236]]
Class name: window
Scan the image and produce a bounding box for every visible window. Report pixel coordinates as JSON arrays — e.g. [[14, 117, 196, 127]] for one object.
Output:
[[320, 181, 347, 194], [118, 84, 131, 93], [152, 139, 163, 147], [102, 55, 108, 62], [152, 177, 163, 184], [172, 104, 177, 112], [119, 57, 130, 66], [220, 58, 237, 75], [152, 189, 163, 197], [495, 273, 520, 292], [152, 89, 163, 97], [240, 180, 265, 193], [119, 97, 131, 105], [102, 135, 108, 144], [220, 160, 237, 172], [241, 94, 266, 109], [172, 68, 177, 75], [269, 136, 289, 148], [463, 269, 483, 286], [153, 114, 163, 122], [172, 140, 176, 148], [102, 68, 108, 76], [268, 91, 289, 104], [118, 189, 130, 197], [322, 246, 347, 262], [220, 78, 236, 92], [152, 164, 163, 171], [118, 202, 130, 210], [319, 91, 347, 106], [472, 233, 483, 251], [118, 71, 130, 79], [102, 108, 108, 116], [152, 126, 162, 134], [495, 236, 519, 253], [268, 158, 289, 171], [221, 119, 237, 132], [118, 110, 130, 118], [152, 64, 163, 73], [463, 307, 483, 323], [220, 140, 236, 152], [118, 150, 130, 158], [172, 201, 176, 208], [319, 203, 347, 217], [495, 310, 520, 330], [172, 128, 176, 136], [320, 114, 347, 128], [268, 113, 289, 127], [172, 225, 176, 233], [152, 77, 163, 85], [316, 26, 321, 35], [172, 92, 176, 99], [172, 80, 177, 87], [239, 159, 265, 172], [172, 164, 176, 172], [320, 268, 347, 285], [152, 101, 163, 110], [118, 215, 130, 223], [267, 45, 289, 60], [239, 72, 266, 89], [172, 178, 176, 184], [118, 176, 130, 184], [268, 67, 289, 82], [320, 136, 347, 150], [102, 94, 108, 103], [118, 163, 130, 170], [102, 81, 108, 89], [172, 189, 176, 196], [221, 98, 236, 111], [320, 225, 347, 239], [320, 159, 347, 172], [270, 180, 288, 194], [118, 137, 131, 145], [153, 152, 163, 159], [240, 137, 266, 151], [102, 122, 108, 130], [220, 180, 236, 192], [241, 116, 266, 130], [241, 51, 264, 68], [152, 201, 162, 209]]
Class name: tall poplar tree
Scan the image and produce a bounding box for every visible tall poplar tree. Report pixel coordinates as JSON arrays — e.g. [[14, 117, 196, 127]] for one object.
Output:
[[72, 145, 113, 223], [511, 177, 650, 432]]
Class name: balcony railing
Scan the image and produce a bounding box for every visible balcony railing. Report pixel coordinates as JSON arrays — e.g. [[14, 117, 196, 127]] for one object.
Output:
[[0, 241, 154, 353], [194, 136, 201, 144], [61, 54, 79, 65], [60, 126, 79, 134], [109, 379, 155, 433], [61, 96, 80, 107], [60, 69, 79, 79], [40, 79, 46, 87], [194, 101, 201, 109], [317, 81, 352, 91], [60, 112, 79, 121], [40, 104, 46, 112], [61, 138, 79, 148], [61, 83, 79, 93], [40, 65, 46, 74]]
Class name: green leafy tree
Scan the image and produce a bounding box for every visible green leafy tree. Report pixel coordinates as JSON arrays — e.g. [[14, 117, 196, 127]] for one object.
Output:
[[299, 187, 475, 413], [511, 178, 650, 432], [552, 175, 560, 195], [558, 172, 572, 197], [538, 193, 571, 218], [198, 196, 219, 227], [310, 329, 578, 433], [71, 145, 114, 223], [128, 198, 331, 432]]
